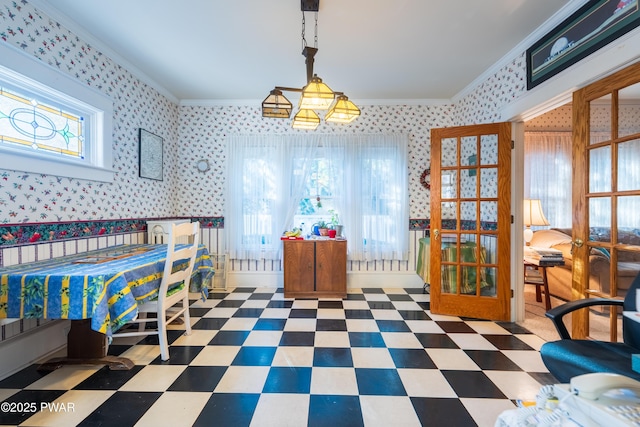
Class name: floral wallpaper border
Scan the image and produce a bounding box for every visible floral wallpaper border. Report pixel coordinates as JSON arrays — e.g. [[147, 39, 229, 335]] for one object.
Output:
[[0, 217, 224, 247], [0, 218, 498, 247]]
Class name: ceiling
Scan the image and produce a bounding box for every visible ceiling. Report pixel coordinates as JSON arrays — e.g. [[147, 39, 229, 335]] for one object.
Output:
[[31, 0, 578, 103]]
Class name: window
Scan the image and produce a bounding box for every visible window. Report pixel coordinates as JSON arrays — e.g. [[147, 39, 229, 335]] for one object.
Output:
[[293, 154, 340, 234], [225, 134, 409, 261], [0, 42, 113, 182], [524, 132, 572, 228], [0, 86, 85, 160]]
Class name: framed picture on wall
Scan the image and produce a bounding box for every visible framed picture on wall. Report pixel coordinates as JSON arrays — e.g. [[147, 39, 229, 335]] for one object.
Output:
[[139, 128, 163, 181], [526, 0, 640, 90]]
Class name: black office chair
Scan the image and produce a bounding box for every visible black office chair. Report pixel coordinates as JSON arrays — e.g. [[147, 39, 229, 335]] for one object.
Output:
[[540, 273, 640, 383]]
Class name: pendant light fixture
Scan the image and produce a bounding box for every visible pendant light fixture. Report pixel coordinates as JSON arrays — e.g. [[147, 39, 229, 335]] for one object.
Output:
[[261, 0, 360, 130], [262, 89, 292, 119]]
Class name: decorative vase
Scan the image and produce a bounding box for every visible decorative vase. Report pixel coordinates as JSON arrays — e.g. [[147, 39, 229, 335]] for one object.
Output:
[[335, 225, 343, 237], [319, 228, 329, 236]]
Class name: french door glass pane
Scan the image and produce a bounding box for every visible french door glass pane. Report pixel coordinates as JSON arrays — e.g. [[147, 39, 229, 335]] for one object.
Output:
[[482, 235, 498, 264], [461, 171, 477, 198], [441, 138, 457, 167], [617, 196, 640, 234], [618, 83, 640, 139], [461, 265, 477, 295], [462, 136, 478, 177], [442, 170, 457, 198], [460, 202, 477, 230], [589, 197, 611, 234], [461, 136, 477, 165], [483, 267, 497, 296], [480, 134, 498, 165], [441, 201, 457, 230], [590, 94, 611, 144], [480, 201, 497, 230], [618, 138, 640, 192], [616, 250, 640, 299], [480, 168, 498, 198], [589, 146, 611, 193]]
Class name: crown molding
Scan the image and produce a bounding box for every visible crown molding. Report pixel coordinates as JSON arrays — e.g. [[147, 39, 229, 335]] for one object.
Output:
[[28, 0, 179, 105], [452, 0, 588, 104]]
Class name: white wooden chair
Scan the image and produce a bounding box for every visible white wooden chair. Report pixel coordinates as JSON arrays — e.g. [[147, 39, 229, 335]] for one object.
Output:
[[112, 221, 199, 360]]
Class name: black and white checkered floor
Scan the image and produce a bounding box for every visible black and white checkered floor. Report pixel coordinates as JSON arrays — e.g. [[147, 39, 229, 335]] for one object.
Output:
[[0, 287, 557, 427]]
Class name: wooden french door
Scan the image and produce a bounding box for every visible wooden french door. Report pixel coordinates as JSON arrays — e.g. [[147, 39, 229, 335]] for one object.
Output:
[[430, 123, 511, 321], [572, 61, 640, 339]]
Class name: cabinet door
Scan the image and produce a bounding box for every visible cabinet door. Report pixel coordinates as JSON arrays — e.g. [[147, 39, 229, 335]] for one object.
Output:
[[283, 241, 315, 294], [315, 240, 347, 295]]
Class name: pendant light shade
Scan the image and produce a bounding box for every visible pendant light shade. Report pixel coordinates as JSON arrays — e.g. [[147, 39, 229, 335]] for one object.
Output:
[[325, 95, 361, 123], [299, 75, 335, 110], [292, 108, 320, 130], [261, 89, 292, 118]]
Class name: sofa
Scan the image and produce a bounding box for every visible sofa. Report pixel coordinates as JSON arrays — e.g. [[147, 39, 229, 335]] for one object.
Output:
[[529, 228, 640, 302]]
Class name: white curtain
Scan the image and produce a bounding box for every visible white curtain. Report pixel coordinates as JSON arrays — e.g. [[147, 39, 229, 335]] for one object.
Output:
[[225, 135, 320, 260], [324, 134, 409, 261], [524, 132, 572, 228], [524, 131, 640, 231], [225, 134, 409, 261]]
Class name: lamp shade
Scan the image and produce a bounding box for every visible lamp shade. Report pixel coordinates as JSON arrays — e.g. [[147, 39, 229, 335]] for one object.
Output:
[[523, 199, 550, 226], [299, 75, 335, 110], [262, 89, 292, 118], [292, 108, 320, 130], [325, 95, 360, 124]]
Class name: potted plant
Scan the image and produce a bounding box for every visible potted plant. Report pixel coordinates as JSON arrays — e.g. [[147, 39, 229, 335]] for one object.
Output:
[[329, 210, 343, 237], [314, 220, 329, 236]]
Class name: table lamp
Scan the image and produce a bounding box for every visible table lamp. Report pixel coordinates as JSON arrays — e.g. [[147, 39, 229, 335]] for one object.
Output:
[[523, 199, 549, 245]]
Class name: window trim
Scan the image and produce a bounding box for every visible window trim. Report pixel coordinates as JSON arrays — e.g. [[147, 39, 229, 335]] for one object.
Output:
[[0, 42, 114, 182]]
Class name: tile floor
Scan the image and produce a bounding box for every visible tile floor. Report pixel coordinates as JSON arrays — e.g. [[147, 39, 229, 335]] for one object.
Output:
[[0, 287, 557, 427]]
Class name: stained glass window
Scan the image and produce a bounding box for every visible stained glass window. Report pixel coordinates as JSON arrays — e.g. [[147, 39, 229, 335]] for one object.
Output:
[[0, 42, 113, 182], [0, 86, 85, 159]]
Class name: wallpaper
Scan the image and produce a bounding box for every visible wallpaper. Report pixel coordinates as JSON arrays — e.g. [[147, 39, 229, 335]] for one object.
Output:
[[176, 104, 453, 219], [454, 53, 529, 125], [525, 103, 640, 133], [0, 0, 614, 246], [0, 0, 179, 225]]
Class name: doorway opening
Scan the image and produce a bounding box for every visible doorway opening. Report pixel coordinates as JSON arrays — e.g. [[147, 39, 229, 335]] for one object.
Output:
[[521, 103, 626, 342]]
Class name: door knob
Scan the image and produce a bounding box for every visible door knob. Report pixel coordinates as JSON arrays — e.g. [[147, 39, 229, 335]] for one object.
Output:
[[571, 238, 583, 255]]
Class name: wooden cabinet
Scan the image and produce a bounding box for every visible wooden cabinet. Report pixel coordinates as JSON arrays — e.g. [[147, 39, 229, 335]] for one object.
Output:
[[283, 239, 347, 298]]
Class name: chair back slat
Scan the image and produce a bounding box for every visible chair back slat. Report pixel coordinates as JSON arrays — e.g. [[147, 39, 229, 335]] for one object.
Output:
[[159, 222, 200, 299]]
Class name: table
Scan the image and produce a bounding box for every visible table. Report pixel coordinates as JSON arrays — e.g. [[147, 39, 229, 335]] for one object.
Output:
[[523, 248, 565, 311], [416, 237, 430, 290], [523, 261, 552, 311], [0, 244, 214, 369]]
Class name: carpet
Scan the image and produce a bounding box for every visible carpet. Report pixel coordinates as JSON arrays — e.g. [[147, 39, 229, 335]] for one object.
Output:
[[518, 286, 623, 343]]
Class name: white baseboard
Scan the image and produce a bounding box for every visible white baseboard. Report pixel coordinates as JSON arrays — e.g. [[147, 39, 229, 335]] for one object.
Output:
[[226, 271, 424, 289], [347, 271, 425, 288], [0, 320, 69, 380], [226, 271, 283, 288]]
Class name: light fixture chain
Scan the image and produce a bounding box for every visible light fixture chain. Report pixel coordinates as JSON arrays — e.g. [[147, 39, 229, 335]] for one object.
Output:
[[314, 12, 318, 48], [301, 11, 307, 49]]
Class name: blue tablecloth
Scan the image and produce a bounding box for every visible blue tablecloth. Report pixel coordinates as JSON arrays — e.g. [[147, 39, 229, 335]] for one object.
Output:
[[0, 244, 214, 334]]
